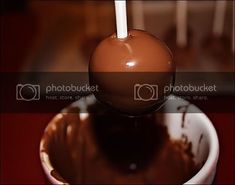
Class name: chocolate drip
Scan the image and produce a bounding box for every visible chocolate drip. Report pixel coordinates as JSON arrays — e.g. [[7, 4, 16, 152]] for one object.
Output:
[[177, 104, 191, 128], [197, 134, 204, 155], [50, 169, 67, 183]]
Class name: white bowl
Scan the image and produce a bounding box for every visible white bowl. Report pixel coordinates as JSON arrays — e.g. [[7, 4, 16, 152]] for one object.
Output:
[[40, 96, 219, 184], [164, 97, 219, 184]]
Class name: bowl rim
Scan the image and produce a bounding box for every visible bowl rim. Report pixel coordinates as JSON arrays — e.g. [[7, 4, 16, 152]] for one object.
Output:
[[39, 97, 219, 185], [39, 113, 68, 184], [184, 112, 219, 184]]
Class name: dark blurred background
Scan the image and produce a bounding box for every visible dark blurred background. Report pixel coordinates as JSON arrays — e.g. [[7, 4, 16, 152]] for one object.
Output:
[[1, 0, 234, 72]]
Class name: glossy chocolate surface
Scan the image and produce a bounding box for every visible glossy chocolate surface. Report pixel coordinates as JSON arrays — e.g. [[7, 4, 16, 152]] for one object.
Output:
[[89, 30, 175, 115]]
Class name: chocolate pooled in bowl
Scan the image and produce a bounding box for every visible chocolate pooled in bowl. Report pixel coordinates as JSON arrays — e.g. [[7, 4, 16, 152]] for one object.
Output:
[[40, 97, 201, 184]]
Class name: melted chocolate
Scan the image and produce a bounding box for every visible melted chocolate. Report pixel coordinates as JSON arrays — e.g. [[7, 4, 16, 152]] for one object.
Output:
[[50, 169, 67, 183], [177, 104, 191, 128], [41, 102, 200, 184], [197, 134, 204, 155]]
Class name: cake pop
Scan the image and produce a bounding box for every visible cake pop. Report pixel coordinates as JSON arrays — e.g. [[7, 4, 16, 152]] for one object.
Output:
[[89, 1, 175, 115]]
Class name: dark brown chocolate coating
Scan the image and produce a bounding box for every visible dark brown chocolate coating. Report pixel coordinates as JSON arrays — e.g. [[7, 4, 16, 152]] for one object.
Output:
[[89, 29, 175, 115]]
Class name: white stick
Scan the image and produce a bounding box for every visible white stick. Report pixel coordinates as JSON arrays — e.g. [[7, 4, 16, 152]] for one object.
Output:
[[132, 1, 145, 30], [232, 0, 234, 53], [115, 0, 128, 39], [176, 1, 188, 48], [213, 0, 227, 37]]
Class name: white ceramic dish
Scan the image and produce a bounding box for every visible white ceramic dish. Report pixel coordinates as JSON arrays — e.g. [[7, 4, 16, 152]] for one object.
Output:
[[40, 96, 219, 184]]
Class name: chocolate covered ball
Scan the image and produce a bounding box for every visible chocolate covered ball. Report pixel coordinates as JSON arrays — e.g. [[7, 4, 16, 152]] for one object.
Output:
[[89, 29, 175, 115]]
